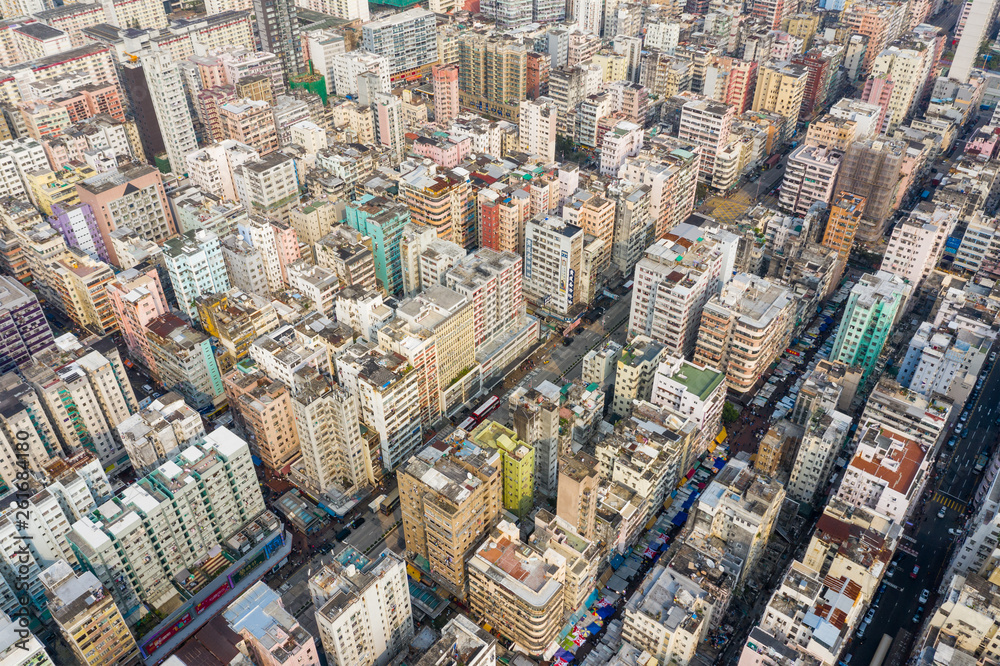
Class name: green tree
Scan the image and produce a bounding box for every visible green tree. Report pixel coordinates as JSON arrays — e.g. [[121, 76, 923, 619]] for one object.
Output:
[[722, 401, 739, 424]]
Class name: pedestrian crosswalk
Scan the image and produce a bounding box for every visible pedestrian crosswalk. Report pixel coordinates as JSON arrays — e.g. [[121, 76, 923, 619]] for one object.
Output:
[[932, 493, 966, 512]]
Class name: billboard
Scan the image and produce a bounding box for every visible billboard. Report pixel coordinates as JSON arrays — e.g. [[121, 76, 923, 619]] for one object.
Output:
[[194, 581, 231, 615], [141, 612, 193, 657], [229, 550, 267, 588]]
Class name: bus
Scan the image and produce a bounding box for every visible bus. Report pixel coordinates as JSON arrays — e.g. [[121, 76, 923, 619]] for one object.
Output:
[[867, 634, 892, 666], [472, 396, 501, 422], [457, 417, 477, 432], [379, 488, 400, 515]]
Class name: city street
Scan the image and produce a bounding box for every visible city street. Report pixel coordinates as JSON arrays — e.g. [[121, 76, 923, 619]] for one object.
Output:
[[491, 288, 633, 425], [699, 150, 791, 225], [847, 356, 1000, 662]]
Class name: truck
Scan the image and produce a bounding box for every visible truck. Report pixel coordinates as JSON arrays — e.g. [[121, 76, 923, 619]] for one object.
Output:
[[975, 453, 989, 474]]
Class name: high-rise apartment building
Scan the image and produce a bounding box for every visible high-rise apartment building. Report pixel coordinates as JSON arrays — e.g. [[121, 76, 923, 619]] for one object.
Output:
[[822, 191, 866, 267], [398, 163, 475, 250], [137, 48, 198, 174], [67, 428, 267, 617], [253, 0, 301, 80], [398, 436, 502, 599], [950, 0, 995, 82], [145, 313, 225, 410], [219, 98, 279, 155], [880, 202, 954, 289], [432, 64, 460, 126], [22, 335, 137, 470], [778, 145, 843, 217], [185, 141, 260, 203], [609, 183, 651, 274], [620, 147, 700, 240], [292, 369, 373, 492], [628, 221, 738, 355], [49, 250, 117, 335], [787, 409, 852, 504], [336, 343, 422, 472], [224, 368, 300, 474], [444, 248, 524, 349], [678, 99, 734, 183], [74, 163, 176, 268], [0, 275, 53, 372], [163, 229, 231, 320], [40, 561, 139, 666], [116, 392, 205, 474], [869, 44, 932, 131], [752, 61, 808, 134], [829, 270, 910, 385], [373, 93, 406, 165], [457, 33, 528, 121], [345, 195, 410, 296], [330, 51, 391, 98], [519, 97, 558, 162], [311, 547, 414, 666], [467, 522, 565, 657], [694, 274, 796, 394], [523, 215, 585, 317], [612, 336, 666, 419], [361, 8, 438, 79], [834, 138, 905, 242], [106, 266, 169, 371], [233, 152, 301, 223]]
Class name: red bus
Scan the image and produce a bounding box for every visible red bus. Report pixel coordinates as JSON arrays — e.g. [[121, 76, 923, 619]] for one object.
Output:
[[472, 396, 501, 422]]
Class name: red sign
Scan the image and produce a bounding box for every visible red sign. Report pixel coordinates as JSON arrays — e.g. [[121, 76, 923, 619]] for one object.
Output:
[[142, 612, 192, 656], [194, 581, 232, 615]]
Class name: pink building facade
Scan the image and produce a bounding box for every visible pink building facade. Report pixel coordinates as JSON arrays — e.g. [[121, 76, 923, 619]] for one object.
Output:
[[412, 135, 472, 168], [432, 64, 459, 126], [106, 265, 170, 372]]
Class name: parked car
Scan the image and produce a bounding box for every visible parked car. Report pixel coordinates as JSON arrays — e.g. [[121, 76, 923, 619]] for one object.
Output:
[[353, 517, 366, 528], [336, 528, 351, 541], [864, 609, 876, 623], [919, 589, 930, 603]]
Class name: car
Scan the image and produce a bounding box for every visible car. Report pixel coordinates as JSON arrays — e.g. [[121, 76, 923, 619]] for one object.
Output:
[[864, 609, 876, 623], [963, 428, 970, 437], [948, 439, 957, 448], [353, 517, 366, 528], [949, 528, 960, 535], [856, 621, 867, 639], [912, 613, 921, 623], [939, 507, 947, 519], [919, 589, 930, 603], [335, 528, 351, 540], [887, 563, 897, 578], [912, 565, 921, 578]]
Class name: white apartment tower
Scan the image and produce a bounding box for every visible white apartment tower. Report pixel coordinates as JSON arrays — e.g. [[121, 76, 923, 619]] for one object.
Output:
[[519, 97, 558, 163], [628, 220, 738, 355], [139, 48, 197, 175], [293, 371, 373, 492], [311, 548, 414, 666], [523, 215, 585, 317], [163, 229, 232, 320], [66, 428, 267, 617], [678, 99, 734, 183], [786, 409, 852, 504]]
